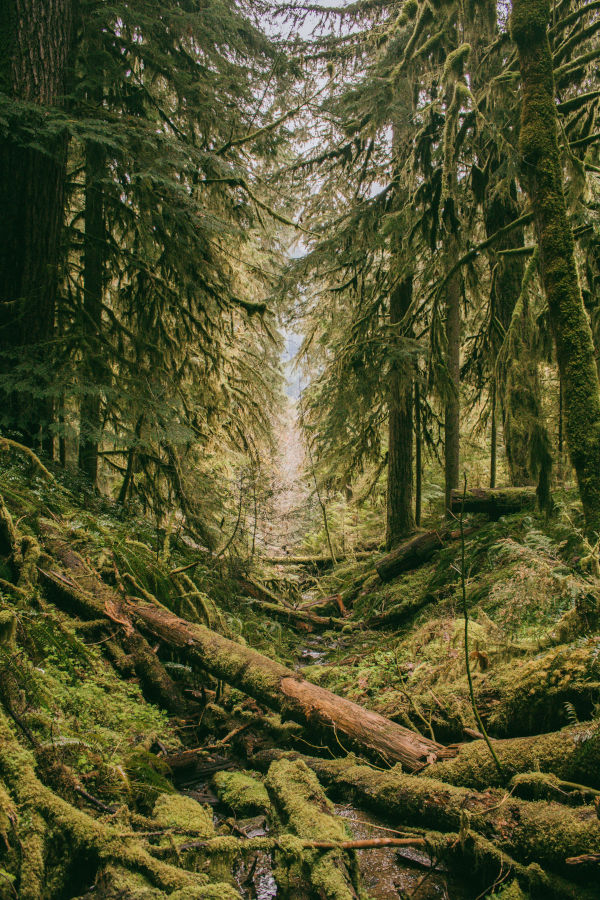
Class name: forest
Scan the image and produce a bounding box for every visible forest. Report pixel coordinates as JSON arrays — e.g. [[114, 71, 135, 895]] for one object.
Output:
[[0, 0, 599, 897]]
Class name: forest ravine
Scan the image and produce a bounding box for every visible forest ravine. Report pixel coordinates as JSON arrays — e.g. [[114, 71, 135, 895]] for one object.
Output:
[[1, 1, 600, 899]]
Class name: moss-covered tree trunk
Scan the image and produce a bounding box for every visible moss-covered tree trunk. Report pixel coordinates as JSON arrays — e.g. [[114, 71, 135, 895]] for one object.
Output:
[[511, 0, 600, 536]]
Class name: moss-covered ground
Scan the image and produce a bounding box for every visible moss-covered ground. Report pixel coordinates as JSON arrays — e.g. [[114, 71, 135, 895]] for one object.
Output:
[[0, 452, 598, 898]]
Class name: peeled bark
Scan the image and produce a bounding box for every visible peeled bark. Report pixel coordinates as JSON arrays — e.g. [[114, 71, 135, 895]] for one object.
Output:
[[511, 0, 600, 537]]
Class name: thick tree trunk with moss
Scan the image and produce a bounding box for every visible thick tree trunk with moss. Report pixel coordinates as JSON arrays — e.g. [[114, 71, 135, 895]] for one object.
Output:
[[511, 0, 600, 536], [386, 276, 415, 548], [0, 0, 72, 449], [444, 231, 461, 517], [78, 44, 106, 484]]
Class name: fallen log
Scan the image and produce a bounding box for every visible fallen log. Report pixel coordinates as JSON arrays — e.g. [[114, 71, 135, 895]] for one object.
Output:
[[264, 551, 372, 569], [265, 758, 360, 899], [246, 598, 351, 632], [375, 529, 448, 582], [375, 526, 479, 582], [38, 524, 451, 771], [429, 721, 600, 790], [253, 751, 600, 879], [38, 523, 187, 717], [449, 486, 537, 519]]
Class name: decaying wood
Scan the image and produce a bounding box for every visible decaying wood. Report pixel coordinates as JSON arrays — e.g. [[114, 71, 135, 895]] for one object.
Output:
[[246, 597, 350, 631], [253, 751, 600, 878], [449, 486, 536, 519], [38, 525, 452, 771], [429, 721, 600, 790], [375, 529, 448, 582], [264, 551, 372, 568], [38, 523, 187, 717], [265, 757, 359, 900], [375, 526, 477, 582]]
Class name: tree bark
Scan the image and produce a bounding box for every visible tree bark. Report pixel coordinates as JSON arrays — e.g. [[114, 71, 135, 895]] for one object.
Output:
[[78, 40, 106, 484], [0, 0, 72, 448], [511, 0, 600, 536], [444, 229, 461, 516], [386, 276, 415, 548]]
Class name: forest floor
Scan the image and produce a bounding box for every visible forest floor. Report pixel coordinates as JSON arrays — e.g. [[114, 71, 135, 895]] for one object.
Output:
[[0, 449, 599, 899]]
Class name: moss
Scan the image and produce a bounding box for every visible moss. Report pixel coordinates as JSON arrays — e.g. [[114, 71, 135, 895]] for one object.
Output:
[[0, 610, 16, 646], [153, 793, 214, 837], [212, 771, 271, 815], [266, 759, 357, 900], [443, 43, 471, 80]]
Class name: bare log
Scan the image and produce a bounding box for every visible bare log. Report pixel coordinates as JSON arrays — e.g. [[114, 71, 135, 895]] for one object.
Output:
[[37, 524, 451, 771], [449, 487, 536, 519]]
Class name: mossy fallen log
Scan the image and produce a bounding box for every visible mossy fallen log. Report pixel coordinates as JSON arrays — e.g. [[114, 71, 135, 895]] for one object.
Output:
[[264, 552, 372, 569], [38, 524, 452, 771], [374, 527, 478, 582], [38, 523, 187, 717], [429, 721, 600, 790], [375, 529, 447, 582], [253, 751, 600, 879], [265, 758, 359, 900], [449, 487, 537, 519], [0, 707, 233, 899], [245, 597, 351, 631]]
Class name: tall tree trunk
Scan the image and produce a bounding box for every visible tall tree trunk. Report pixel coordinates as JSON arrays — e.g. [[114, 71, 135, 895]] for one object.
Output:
[[444, 228, 461, 516], [78, 122, 106, 484], [386, 276, 415, 548], [511, 0, 600, 536], [0, 0, 72, 448], [414, 380, 422, 527], [490, 380, 497, 489]]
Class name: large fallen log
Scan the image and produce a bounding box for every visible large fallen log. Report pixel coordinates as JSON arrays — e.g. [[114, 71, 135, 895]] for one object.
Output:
[[265, 758, 360, 899], [253, 751, 600, 885], [429, 721, 600, 791], [38, 526, 453, 771], [449, 486, 537, 519], [264, 551, 372, 569]]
